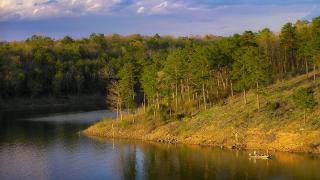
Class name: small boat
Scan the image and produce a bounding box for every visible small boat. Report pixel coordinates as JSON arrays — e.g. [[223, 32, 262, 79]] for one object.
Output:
[[249, 151, 272, 159]]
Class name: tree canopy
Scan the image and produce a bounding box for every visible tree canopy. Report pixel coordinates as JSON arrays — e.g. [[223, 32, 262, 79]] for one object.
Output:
[[1, 17, 320, 117]]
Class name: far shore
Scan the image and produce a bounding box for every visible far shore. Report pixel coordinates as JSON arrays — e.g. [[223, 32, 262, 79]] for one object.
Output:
[[0, 94, 106, 111]]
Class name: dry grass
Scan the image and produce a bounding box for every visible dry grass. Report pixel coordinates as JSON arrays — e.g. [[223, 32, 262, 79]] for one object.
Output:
[[84, 72, 320, 153]]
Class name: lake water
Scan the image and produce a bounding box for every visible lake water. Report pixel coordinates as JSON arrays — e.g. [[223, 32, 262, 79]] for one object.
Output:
[[1, 107, 320, 180]]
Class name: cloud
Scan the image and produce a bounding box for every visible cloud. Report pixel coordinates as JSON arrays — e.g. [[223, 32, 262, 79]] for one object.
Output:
[[1, 0, 320, 21], [125, 3, 316, 36], [136, 6, 145, 14], [131, 0, 192, 15], [1, 0, 320, 40], [151, 1, 168, 13], [0, 0, 122, 21]]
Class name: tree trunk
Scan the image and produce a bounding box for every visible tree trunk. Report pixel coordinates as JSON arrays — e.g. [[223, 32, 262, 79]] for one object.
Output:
[[175, 79, 178, 110], [206, 90, 210, 106], [143, 94, 146, 113], [187, 79, 191, 103], [219, 72, 226, 90], [202, 82, 206, 109], [304, 109, 306, 125], [230, 81, 234, 97], [119, 103, 123, 120], [112, 123, 114, 138], [156, 92, 160, 110], [116, 102, 119, 120], [291, 49, 296, 73], [314, 64, 316, 81], [305, 59, 309, 75], [153, 98, 156, 120], [256, 93, 260, 111], [243, 89, 247, 105], [284, 46, 287, 73], [180, 79, 184, 101], [256, 82, 260, 111]]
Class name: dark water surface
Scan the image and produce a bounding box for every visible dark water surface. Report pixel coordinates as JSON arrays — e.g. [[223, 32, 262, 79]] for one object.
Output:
[[1, 107, 320, 180]]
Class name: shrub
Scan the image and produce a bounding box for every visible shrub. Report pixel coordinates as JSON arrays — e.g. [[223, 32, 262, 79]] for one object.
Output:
[[267, 101, 281, 111], [159, 104, 172, 121], [292, 87, 318, 123], [292, 87, 317, 111]]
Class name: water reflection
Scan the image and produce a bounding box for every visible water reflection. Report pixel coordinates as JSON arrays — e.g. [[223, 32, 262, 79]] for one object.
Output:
[[103, 139, 320, 180], [0, 108, 320, 180]]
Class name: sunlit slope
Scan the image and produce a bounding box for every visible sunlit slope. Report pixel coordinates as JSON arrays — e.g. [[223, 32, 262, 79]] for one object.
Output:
[[84, 72, 320, 153]]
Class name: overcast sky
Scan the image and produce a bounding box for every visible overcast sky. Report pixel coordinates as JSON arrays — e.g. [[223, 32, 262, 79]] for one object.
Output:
[[1, 0, 320, 40]]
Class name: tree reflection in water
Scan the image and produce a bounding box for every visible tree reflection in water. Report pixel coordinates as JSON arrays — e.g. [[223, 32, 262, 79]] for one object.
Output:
[[106, 139, 320, 180], [1, 108, 320, 180]]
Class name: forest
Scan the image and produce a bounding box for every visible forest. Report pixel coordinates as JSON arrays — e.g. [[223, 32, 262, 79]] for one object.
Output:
[[1, 17, 320, 119]]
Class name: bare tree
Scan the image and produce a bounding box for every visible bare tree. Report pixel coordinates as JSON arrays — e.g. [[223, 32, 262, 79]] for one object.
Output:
[[107, 81, 123, 120]]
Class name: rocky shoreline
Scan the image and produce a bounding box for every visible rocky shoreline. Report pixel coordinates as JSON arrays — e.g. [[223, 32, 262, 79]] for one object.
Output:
[[83, 119, 320, 154]]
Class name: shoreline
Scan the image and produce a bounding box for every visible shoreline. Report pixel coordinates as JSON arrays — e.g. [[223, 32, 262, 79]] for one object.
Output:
[[0, 94, 106, 111], [83, 130, 320, 154], [84, 135, 320, 155], [83, 116, 320, 154]]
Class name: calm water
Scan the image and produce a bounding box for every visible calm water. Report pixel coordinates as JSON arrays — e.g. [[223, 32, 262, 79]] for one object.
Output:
[[1, 107, 320, 180]]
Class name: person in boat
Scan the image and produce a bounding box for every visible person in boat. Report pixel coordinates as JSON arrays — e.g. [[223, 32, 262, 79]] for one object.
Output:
[[249, 151, 257, 156], [249, 150, 272, 159]]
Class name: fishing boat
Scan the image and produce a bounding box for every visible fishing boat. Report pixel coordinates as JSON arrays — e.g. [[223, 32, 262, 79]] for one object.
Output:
[[249, 151, 272, 159]]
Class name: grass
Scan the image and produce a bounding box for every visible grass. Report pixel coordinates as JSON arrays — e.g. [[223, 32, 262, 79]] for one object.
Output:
[[84, 72, 320, 153]]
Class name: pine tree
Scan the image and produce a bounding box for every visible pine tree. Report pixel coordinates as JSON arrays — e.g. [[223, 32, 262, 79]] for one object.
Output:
[[163, 49, 187, 110], [232, 47, 271, 108], [189, 46, 211, 109], [311, 17, 320, 80], [280, 23, 298, 74], [118, 63, 136, 120], [140, 63, 158, 113]]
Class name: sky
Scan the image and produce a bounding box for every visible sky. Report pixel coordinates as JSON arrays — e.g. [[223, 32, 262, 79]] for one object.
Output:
[[0, 0, 320, 41]]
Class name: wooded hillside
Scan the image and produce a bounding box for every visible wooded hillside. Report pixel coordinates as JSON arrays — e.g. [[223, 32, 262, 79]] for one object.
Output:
[[1, 17, 320, 118]]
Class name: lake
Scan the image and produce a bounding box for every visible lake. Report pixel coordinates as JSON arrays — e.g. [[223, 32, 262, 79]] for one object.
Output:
[[1, 107, 320, 180]]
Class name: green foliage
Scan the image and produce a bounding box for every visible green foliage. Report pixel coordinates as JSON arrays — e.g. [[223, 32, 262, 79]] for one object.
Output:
[[280, 23, 298, 73], [311, 17, 320, 66], [159, 104, 171, 121], [231, 47, 271, 91], [118, 63, 136, 111], [296, 21, 313, 63], [163, 48, 187, 84], [1, 16, 320, 116], [292, 87, 318, 111], [140, 63, 158, 100], [240, 31, 257, 47], [188, 46, 211, 91]]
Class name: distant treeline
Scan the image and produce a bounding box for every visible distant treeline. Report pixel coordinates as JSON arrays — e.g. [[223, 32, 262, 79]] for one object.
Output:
[[0, 17, 320, 114], [0, 32, 220, 98]]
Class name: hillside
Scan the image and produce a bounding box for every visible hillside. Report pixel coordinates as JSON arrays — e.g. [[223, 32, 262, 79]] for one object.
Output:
[[84, 72, 320, 153]]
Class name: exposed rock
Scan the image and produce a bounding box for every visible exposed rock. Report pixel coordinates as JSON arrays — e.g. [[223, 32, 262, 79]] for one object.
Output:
[[231, 143, 246, 150]]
